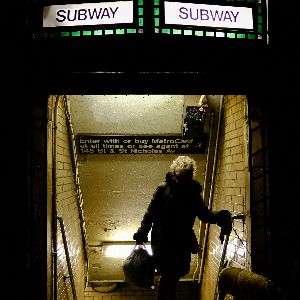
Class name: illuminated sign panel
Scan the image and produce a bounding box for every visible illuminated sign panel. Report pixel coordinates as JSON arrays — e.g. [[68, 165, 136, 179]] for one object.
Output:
[[164, 1, 253, 30], [76, 135, 207, 154], [43, 1, 134, 27], [39, 0, 266, 42]]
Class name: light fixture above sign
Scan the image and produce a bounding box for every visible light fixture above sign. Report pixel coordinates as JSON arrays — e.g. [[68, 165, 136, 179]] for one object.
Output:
[[164, 1, 253, 30], [43, 1, 134, 27]]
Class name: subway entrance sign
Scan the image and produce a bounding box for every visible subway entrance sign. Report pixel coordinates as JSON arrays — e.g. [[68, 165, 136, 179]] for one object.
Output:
[[155, 0, 266, 42], [43, 1, 134, 27], [40, 0, 268, 43], [164, 2, 253, 30], [36, 0, 270, 90]]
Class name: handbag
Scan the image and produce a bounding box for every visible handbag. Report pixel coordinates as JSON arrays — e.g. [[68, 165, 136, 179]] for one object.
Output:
[[122, 244, 155, 289]]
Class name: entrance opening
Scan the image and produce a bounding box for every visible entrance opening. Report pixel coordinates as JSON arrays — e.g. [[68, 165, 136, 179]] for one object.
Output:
[[45, 93, 270, 300]]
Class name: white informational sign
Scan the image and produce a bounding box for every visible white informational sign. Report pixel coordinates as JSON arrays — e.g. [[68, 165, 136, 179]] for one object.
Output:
[[164, 1, 253, 29], [43, 1, 133, 27]]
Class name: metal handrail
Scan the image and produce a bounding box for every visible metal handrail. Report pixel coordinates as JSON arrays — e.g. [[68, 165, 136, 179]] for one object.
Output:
[[57, 216, 78, 300], [214, 214, 245, 300]]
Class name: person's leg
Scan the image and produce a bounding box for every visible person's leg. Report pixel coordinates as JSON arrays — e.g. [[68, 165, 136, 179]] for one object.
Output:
[[156, 273, 180, 300]]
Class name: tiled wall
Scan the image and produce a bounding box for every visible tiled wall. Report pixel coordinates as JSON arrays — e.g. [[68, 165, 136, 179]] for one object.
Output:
[[200, 95, 250, 300], [48, 95, 87, 300]]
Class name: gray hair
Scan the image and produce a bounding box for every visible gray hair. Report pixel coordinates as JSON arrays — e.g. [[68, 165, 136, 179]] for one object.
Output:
[[170, 156, 197, 178]]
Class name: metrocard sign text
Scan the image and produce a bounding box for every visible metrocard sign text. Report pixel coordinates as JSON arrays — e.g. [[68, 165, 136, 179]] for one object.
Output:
[[43, 1, 133, 27], [164, 1, 253, 29]]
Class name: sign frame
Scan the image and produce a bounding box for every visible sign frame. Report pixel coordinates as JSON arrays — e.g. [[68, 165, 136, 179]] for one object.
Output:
[[164, 1, 254, 30], [43, 1, 134, 28]]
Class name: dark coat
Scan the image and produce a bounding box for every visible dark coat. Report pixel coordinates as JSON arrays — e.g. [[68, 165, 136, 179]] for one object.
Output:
[[134, 172, 220, 277]]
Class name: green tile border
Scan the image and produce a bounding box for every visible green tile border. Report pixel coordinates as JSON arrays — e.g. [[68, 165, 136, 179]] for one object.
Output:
[[154, 0, 267, 42]]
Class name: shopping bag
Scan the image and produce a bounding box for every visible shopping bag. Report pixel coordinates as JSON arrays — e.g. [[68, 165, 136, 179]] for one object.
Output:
[[122, 244, 155, 289]]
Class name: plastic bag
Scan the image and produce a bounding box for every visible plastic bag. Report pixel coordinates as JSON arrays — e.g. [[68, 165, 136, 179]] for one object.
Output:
[[122, 244, 155, 289]]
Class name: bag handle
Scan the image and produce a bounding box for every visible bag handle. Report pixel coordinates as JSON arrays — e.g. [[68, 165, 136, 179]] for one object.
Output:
[[133, 243, 147, 250]]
